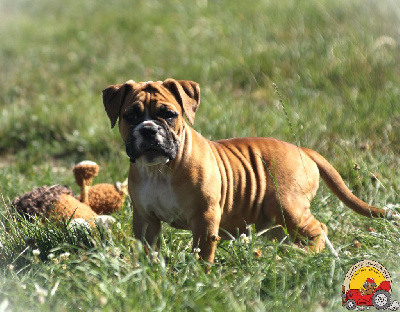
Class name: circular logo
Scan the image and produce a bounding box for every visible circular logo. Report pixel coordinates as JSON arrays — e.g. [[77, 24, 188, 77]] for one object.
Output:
[[342, 260, 399, 310], [343, 260, 391, 293]]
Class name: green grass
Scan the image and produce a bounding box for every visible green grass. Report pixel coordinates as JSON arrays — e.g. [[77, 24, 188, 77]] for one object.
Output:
[[1, 0, 400, 310]]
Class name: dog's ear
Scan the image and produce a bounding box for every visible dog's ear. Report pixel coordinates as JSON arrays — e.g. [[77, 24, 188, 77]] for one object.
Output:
[[162, 79, 200, 125], [102, 80, 136, 128]]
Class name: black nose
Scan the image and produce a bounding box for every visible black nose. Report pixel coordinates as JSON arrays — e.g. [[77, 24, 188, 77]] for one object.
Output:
[[139, 124, 159, 138]]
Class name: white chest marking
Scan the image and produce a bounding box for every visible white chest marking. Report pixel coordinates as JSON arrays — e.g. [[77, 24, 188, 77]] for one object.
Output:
[[135, 172, 186, 228]]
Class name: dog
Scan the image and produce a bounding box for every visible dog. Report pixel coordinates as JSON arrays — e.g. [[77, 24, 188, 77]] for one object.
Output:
[[103, 78, 394, 263]]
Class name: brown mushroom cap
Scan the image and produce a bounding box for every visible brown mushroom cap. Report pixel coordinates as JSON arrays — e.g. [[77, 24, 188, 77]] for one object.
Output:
[[12, 185, 73, 219], [73, 160, 99, 187], [52, 194, 98, 226], [88, 183, 125, 214]]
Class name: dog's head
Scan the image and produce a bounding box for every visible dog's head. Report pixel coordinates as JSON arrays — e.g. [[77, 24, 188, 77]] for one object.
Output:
[[103, 78, 200, 166]]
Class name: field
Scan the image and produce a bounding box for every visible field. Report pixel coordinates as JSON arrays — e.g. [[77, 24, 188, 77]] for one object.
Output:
[[1, 0, 400, 310]]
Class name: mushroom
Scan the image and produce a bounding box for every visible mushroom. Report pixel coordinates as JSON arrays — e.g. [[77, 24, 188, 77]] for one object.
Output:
[[12, 160, 120, 229], [73, 160, 99, 205]]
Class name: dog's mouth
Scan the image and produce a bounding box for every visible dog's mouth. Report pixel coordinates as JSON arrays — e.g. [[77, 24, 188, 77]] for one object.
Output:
[[141, 148, 164, 157], [130, 148, 167, 162], [126, 121, 180, 166], [128, 146, 173, 166]]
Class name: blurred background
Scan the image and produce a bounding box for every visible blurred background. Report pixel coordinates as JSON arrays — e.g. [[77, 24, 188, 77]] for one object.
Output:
[[0, 1, 400, 310]]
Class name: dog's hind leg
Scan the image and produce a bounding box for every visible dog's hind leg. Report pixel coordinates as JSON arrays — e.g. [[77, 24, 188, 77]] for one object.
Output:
[[269, 198, 328, 253], [295, 212, 328, 253], [287, 197, 331, 252]]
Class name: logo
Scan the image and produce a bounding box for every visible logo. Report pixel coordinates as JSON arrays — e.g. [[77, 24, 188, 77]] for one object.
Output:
[[342, 260, 399, 310]]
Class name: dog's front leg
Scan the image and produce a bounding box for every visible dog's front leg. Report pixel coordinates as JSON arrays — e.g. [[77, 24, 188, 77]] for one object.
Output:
[[191, 209, 221, 264], [132, 209, 161, 252]]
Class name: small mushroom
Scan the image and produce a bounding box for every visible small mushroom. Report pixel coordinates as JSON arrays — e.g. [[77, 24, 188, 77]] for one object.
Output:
[[73, 160, 99, 204]]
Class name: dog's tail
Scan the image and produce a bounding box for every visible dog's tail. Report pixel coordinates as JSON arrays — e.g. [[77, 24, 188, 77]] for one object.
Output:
[[301, 147, 395, 219]]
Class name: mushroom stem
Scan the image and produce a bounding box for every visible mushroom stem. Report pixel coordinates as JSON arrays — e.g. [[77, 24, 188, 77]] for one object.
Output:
[[73, 161, 99, 205], [80, 183, 90, 204]]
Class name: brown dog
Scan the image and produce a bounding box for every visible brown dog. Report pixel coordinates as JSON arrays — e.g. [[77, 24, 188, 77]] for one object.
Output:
[[103, 78, 394, 263]]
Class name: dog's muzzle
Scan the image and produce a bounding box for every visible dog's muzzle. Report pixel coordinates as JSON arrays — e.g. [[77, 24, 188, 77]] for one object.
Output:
[[126, 120, 179, 165]]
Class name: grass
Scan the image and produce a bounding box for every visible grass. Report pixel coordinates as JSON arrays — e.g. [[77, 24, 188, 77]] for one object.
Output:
[[0, 0, 400, 310]]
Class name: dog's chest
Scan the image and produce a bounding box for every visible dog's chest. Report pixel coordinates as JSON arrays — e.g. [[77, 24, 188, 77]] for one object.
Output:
[[134, 174, 187, 228]]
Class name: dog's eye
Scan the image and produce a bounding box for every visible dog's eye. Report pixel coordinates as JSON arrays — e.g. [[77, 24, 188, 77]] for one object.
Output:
[[123, 109, 142, 123], [158, 109, 178, 120]]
